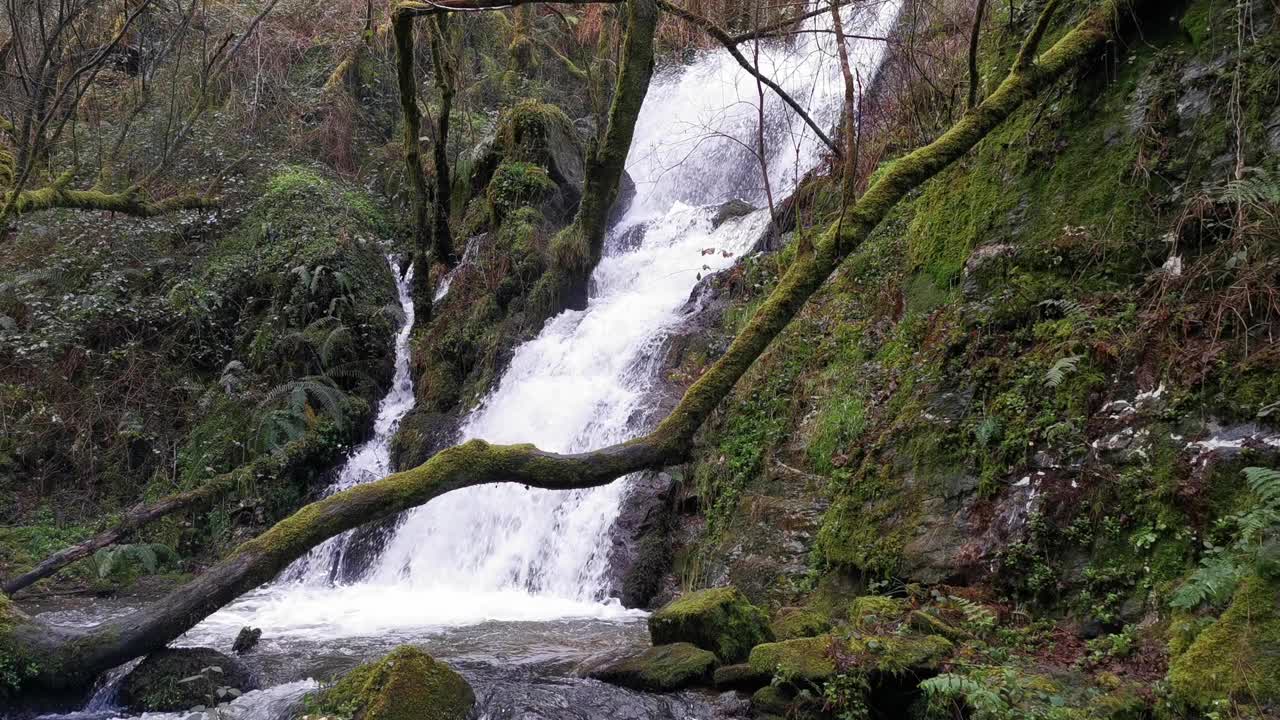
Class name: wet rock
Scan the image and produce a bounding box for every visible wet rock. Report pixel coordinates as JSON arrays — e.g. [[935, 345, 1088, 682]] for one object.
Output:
[[306, 645, 474, 720], [648, 586, 772, 662], [473, 672, 733, 719], [712, 663, 770, 692], [588, 643, 718, 691], [751, 684, 793, 715], [120, 647, 257, 713], [232, 627, 262, 655], [604, 471, 676, 609], [611, 171, 638, 227], [710, 199, 755, 229], [611, 222, 648, 254]]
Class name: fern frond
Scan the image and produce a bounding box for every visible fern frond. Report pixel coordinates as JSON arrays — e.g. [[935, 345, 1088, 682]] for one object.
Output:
[[1044, 354, 1083, 388], [1244, 466, 1280, 506]]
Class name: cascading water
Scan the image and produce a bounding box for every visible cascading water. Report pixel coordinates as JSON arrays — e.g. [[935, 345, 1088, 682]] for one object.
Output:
[[195, 0, 899, 639]]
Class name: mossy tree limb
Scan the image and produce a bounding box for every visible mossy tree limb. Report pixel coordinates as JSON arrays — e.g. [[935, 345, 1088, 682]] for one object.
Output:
[[3, 184, 217, 218], [1, 0, 1151, 697], [392, 8, 435, 321], [0, 432, 334, 597]]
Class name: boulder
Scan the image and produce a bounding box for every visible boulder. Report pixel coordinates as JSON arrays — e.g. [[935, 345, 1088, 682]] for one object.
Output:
[[712, 662, 771, 691], [748, 633, 953, 684], [710, 198, 756, 228], [648, 586, 772, 662], [770, 607, 832, 641], [588, 642, 718, 691], [751, 684, 793, 715], [119, 647, 257, 712], [747, 636, 838, 683], [307, 645, 474, 720]]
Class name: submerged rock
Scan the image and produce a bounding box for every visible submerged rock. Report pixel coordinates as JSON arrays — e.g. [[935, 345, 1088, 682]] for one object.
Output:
[[307, 645, 474, 720], [119, 647, 257, 712], [232, 626, 262, 655], [648, 586, 772, 662], [588, 642, 718, 691]]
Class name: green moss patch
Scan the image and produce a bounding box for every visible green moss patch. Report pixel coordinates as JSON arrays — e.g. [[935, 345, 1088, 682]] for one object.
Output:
[[307, 646, 474, 720], [648, 586, 772, 662], [589, 642, 718, 691]]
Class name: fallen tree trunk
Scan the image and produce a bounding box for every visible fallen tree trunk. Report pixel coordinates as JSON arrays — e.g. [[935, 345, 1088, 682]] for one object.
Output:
[[1, 0, 1148, 697], [1, 432, 338, 597]]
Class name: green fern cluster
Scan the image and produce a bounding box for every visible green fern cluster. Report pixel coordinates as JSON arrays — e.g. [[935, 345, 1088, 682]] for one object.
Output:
[[1171, 467, 1280, 610]]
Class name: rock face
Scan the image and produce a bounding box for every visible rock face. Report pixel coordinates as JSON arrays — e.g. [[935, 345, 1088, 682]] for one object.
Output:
[[648, 586, 772, 663], [587, 643, 719, 691], [119, 647, 257, 712], [307, 646, 474, 720]]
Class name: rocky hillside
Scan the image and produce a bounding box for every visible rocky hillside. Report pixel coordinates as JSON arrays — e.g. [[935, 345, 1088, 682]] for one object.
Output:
[[615, 0, 1280, 717]]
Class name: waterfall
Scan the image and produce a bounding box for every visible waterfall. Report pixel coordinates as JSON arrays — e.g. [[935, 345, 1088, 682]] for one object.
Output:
[[197, 0, 899, 638]]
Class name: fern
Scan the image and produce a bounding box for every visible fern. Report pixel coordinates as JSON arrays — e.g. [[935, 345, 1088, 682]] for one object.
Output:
[[253, 376, 350, 452], [1244, 466, 1280, 506], [950, 596, 997, 634], [1044, 355, 1083, 388], [1216, 167, 1280, 208], [921, 674, 1012, 719], [1171, 466, 1280, 609]]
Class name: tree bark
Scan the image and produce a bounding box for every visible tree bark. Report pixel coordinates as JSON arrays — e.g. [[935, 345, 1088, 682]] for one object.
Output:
[[392, 7, 435, 322], [2, 0, 1148, 697], [539, 0, 659, 310], [428, 14, 457, 265]]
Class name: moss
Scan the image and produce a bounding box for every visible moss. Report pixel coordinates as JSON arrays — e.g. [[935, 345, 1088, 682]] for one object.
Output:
[[308, 645, 474, 720], [771, 607, 833, 641], [748, 635, 838, 682], [590, 642, 718, 691], [849, 596, 906, 629], [495, 100, 580, 169], [648, 586, 773, 662], [486, 161, 555, 221], [1168, 575, 1280, 708], [751, 684, 793, 715]]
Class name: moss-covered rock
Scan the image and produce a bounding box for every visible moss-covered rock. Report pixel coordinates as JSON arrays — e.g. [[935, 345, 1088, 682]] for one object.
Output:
[[1168, 575, 1280, 708], [119, 647, 256, 712], [748, 635, 838, 682], [751, 684, 794, 715], [712, 662, 771, 691], [849, 595, 906, 629], [648, 586, 772, 662], [307, 646, 474, 720], [771, 607, 833, 641], [588, 642, 718, 691]]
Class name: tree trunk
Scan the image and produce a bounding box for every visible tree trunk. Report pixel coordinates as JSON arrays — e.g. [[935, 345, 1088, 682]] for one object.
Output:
[[540, 0, 659, 310]]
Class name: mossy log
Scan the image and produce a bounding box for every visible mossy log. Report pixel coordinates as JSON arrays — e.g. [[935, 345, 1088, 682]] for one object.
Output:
[[0, 0, 1151, 697], [5, 181, 216, 218], [0, 432, 336, 596]]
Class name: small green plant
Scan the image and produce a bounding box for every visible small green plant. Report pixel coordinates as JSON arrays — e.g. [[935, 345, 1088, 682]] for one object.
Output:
[[1171, 467, 1280, 610], [1043, 354, 1083, 388]]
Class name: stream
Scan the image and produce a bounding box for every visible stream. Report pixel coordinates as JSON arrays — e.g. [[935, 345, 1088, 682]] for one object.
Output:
[[26, 3, 899, 717]]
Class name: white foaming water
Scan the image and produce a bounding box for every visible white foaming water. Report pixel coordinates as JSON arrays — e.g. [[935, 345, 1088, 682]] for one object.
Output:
[[199, 0, 899, 639]]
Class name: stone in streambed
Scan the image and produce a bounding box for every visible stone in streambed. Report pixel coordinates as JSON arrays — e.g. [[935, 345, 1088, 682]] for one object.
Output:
[[306, 645, 474, 720], [588, 642, 719, 691], [712, 662, 771, 691], [119, 647, 257, 713], [648, 586, 772, 663]]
